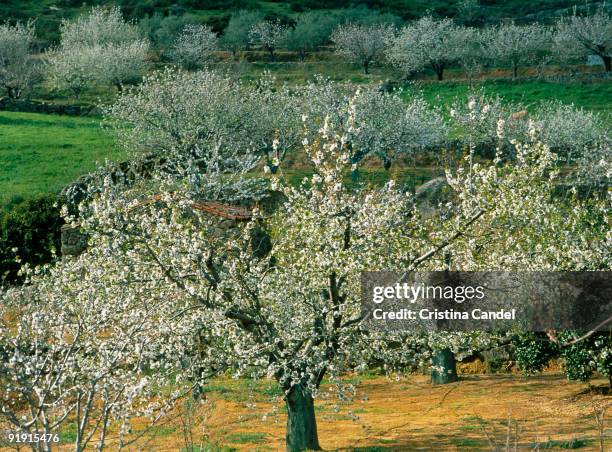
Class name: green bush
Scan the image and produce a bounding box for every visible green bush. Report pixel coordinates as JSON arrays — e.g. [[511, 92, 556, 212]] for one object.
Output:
[[513, 332, 558, 374], [0, 194, 62, 285], [514, 331, 612, 385], [558, 332, 612, 383]]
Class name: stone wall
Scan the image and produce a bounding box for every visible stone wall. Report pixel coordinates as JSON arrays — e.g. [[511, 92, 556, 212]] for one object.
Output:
[[0, 98, 97, 116]]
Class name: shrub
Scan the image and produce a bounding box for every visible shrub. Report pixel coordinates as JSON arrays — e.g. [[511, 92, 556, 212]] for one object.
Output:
[[0, 195, 62, 285], [558, 332, 612, 383], [513, 333, 558, 375], [483, 22, 551, 78]]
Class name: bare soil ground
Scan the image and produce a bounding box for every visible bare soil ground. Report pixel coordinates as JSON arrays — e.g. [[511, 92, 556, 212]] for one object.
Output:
[[136, 372, 610, 451], [2, 372, 609, 451]]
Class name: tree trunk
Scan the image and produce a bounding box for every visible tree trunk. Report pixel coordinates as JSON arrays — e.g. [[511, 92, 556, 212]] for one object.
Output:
[[603, 55, 611, 72], [434, 65, 444, 81], [431, 348, 458, 384], [285, 384, 321, 451], [513, 63, 518, 79], [363, 60, 370, 74]]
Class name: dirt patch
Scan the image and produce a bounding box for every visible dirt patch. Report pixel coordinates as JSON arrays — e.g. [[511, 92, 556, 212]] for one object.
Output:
[[5, 374, 607, 451], [120, 373, 610, 451]]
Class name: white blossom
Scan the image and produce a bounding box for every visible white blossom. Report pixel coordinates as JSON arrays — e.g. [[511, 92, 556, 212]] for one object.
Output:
[[331, 23, 395, 74], [0, 20, 39, 98], [169, 24, 218, 70]]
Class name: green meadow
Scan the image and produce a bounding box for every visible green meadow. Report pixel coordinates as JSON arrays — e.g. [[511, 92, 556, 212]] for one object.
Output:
[[1, 76, 610, 208], [0, 111, 123, 208]]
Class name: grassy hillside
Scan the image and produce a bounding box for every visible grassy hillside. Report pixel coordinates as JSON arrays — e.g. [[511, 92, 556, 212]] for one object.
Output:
[[413, 78, 612, 116], [2, 0, 608, 43], [0, 111, 123, 207]]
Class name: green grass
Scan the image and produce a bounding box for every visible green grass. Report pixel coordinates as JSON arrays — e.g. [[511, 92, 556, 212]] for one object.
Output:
[[408, 78, 612, 116], [231, 59, 400, 85], [0, 111, 123, 207], [181, 444, 237, 452], [536, 438, 592, 449], [200, 377, 284, 403], [224, 432, 267, 444], [149, 425, 178, 436], [450, 438, 488, 448], [59, 422, 77, 444]]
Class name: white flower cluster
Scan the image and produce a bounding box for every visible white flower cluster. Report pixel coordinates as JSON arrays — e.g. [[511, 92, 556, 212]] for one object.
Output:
[[2, 93, 609, 450], [0, 20, 39, 98], [46, 6, 149, 95], [169, 24, 218, 70]]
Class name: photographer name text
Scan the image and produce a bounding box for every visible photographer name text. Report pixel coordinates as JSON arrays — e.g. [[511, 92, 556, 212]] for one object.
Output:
[[371, 283, 516, 321]]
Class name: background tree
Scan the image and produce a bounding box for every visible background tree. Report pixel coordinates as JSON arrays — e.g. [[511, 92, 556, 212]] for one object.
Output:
[[46, 6, 149, 93], [484, 22, 551, 78], [102, 68, 283, 201], [103, 69, 264, 160], [282, 12, 338, 61], [334, 6, 403, 27], [0, 20, 39, 99], [456, 0, 482, 26], [95, 40, 150, 91], [248, 19, 286, 60], [102, 69, 326, 177], [46, 44, 99, 97], [458, 27, 487, 80], [102, 68, 452, 177], [533, 100, 608, 162], [139, 13, 193, 53], [220, 9, 264, 57], [554, 8, 612, 71], [170, 24, 218, 70], [331, 23, 395, 74], [58, 5, 140, 47], [387, 16, 474, 80], [352, 89, 448, 169]]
